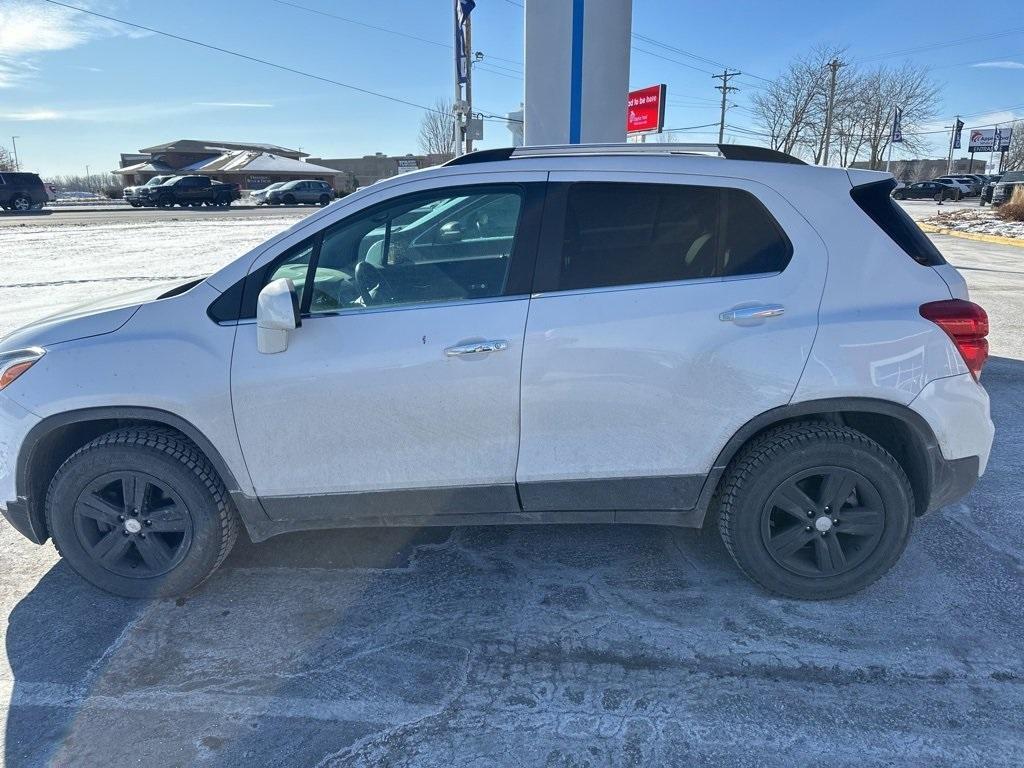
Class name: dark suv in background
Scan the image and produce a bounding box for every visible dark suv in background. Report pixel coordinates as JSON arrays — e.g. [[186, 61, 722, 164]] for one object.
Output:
[[992, 171, 1024, 206], [0, 172, 48, 212]]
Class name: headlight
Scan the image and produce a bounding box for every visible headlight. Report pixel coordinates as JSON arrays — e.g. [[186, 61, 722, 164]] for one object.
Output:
[[0, 347, 45, 391]]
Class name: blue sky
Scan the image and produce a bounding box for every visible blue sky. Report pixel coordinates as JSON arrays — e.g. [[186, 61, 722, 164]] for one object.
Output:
[[1, 0, 1022, 176]]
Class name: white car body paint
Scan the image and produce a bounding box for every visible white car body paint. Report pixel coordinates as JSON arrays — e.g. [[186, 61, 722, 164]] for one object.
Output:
[[0, 150, 994, 537]]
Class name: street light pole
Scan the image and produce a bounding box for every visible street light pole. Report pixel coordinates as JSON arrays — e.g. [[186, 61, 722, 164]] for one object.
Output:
[[10, 136, 20, 171]]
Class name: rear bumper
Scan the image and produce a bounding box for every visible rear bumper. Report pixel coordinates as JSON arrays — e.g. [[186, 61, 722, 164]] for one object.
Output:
[[910, 373, 994, 511]]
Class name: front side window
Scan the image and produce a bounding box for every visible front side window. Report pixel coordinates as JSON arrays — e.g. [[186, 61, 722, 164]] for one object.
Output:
[[554, 182, 791, 292], [259, 186, 524, 316]]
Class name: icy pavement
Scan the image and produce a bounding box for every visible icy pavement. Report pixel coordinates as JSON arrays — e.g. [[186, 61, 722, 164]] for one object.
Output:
[[0, 213, 306, 336], [0, 219, 1022, 765]]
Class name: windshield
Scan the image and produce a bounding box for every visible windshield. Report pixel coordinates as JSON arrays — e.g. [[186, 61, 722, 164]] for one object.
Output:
[[1002, 171, 1024, 183]]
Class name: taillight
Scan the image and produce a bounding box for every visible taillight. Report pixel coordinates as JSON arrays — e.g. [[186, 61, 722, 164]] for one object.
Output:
[[920, 299, 989, 380]]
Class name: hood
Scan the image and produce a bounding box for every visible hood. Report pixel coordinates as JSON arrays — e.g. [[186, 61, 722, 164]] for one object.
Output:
[[0, 279, 196, 351]]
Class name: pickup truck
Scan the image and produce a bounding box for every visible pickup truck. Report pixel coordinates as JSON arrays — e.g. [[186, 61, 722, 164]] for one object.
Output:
[[140, 175, 241, 208], [124, 175, 174, 207]]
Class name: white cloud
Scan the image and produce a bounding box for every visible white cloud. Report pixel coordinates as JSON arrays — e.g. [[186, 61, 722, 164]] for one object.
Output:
[[193, 102, 276, 108], [0, 1, 146, 87], [0, 109, 64, 121], [970, 61, 1024, 70]]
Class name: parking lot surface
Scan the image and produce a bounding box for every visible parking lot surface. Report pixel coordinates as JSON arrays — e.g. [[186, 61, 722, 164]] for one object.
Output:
[[1, 210, 1022, 766]]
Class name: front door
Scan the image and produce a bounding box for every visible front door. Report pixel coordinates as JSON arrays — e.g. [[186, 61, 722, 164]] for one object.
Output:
[[516, 173, 827, 513], [231, 180, 544, 523]]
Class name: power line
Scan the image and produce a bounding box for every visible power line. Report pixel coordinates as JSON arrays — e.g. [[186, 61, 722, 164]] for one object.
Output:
[[632, 32, 770, 82], [269, 0, 522, 67], [40, 0, 519, 125], [855, 25, 1024, 63]]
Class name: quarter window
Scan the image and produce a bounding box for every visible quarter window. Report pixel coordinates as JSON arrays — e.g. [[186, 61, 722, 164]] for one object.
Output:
[[554, 182, 791, 292]]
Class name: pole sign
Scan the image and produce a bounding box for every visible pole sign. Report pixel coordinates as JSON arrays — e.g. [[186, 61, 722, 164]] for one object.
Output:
[[626, 84, 666, 135], [969, 127, 1013, 153], [952, 118, 964, 149]]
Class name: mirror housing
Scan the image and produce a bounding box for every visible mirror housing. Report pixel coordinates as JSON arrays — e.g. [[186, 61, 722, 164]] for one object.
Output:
[[256, 278, 300, 354], [436, 220, 463, 242]]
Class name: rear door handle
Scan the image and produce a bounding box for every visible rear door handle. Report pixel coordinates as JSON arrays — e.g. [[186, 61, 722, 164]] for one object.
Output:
[[719, 304, 785, 322], [445, 340, 509, 356]]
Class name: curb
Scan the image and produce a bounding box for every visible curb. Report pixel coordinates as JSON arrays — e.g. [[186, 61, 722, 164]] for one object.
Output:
[[918, 222, 1024, 249]]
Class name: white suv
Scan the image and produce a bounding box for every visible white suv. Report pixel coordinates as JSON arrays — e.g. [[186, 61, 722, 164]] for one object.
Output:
[[0, 144, 994, 600]]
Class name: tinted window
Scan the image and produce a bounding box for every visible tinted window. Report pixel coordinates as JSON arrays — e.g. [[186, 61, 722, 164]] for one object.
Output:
[[851, 179, 945, 266], [555, 182, 791, 291]]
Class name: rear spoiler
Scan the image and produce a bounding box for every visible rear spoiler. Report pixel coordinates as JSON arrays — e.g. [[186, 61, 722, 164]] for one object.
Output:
[[847, 168, 894, 187]]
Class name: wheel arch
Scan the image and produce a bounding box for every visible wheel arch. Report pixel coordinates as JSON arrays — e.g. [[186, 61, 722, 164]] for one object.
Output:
[[696, 397, 942, 525], [16, 406, 262, 544]]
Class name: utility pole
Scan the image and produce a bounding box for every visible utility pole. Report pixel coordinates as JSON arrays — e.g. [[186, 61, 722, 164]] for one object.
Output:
[[10, 136, 20, 171], [946, 115, 960, 175], [712, 70, 741, 144], [464, 12, 474, 153], [821, 58, 845, 167], [452, 0, 463, 157]]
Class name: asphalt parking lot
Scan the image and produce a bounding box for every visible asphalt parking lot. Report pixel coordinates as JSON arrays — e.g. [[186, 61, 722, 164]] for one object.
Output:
[[1, 208, 1023, 766]]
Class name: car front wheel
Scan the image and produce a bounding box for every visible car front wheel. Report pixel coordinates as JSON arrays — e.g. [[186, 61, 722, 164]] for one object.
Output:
[[45, 427, 239, 598], [11, 195, 32, 212], [717, 422, 913, 600]]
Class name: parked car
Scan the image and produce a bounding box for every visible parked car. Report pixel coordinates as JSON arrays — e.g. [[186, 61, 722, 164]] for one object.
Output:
[[933, 176, 976, 196], [124, 175, 175, 207], [980, 175, 1001, 206], [0, 144, 993, 600], [251, 181, 288, 206], [44, 184, 57, 203], [891, 181, 959, 201], [992, 171, 1024, 206], [0, 172, 48, 212], [265, 179, 333, 206], [139, 175, 241, 208]]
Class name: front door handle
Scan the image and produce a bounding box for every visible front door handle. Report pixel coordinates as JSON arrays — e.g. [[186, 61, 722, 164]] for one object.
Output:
[[719, 304, 785, 322], [445, 340, 509, 357]]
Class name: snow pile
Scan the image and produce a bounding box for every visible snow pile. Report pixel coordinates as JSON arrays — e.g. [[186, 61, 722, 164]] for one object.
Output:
[[924, 208, 1024, 240]]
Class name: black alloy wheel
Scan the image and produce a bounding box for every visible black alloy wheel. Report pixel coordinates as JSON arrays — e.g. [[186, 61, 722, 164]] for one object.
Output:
[[760, 467, 884, 578], [72, 471, 193, 578]]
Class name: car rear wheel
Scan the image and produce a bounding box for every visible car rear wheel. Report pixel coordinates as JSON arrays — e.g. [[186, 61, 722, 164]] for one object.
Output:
[[11, 195, 32, 212], [717, 422, 914, 600], [319, 194, 331, 206], [46, 427, 239, 598]]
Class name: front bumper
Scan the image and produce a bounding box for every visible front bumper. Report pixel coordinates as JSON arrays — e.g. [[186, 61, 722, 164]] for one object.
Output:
[[0, 393, 44, 542]]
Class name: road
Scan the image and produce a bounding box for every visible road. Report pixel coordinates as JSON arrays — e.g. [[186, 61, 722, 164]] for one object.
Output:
[[0, 203, 316, 229], [0, 211, 1022, 766]]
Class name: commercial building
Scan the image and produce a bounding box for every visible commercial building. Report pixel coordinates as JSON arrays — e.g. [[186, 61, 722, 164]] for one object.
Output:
[[112, 139, 343, 190], [305, 153, 449, 193]]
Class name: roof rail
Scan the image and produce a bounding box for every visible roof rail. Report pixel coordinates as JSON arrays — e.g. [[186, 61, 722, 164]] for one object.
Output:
[[444, 143, 805, 166]]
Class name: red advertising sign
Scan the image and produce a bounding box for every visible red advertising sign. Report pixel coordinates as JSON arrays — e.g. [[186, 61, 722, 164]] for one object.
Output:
[[627, 84, 666, 134]]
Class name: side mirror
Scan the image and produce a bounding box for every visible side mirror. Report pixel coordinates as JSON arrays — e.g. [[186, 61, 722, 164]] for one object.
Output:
[[256, 278, 300, 354], [436, 220, 463, 242]]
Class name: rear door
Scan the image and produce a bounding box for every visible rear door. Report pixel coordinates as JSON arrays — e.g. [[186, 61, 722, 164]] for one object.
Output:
[[516, 172, 827, 512]]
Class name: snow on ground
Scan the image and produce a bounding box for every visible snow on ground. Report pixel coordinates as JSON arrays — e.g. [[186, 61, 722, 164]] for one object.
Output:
[[0, 214, 305, 336], [923, 206, 1024, 240]]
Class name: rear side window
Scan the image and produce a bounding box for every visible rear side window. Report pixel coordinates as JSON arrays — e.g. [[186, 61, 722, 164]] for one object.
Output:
[[553, 182, 791, 292], [850, 179, 945, 266]]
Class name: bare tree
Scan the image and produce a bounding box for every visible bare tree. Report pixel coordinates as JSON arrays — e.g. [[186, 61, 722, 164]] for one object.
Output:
[[0, 144, 15, 172], [857, 62, 937, 169], [417, 98, 456, 161], [752, 47, 938, 168]]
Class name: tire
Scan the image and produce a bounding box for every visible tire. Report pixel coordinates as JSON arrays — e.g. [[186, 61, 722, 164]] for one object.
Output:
[[283, 193, 296, 205], [717, 422, 914, 600], [319, 194, 331, 206], [157, 196, 173, 208], [45, 427, 239, 598], [11, 195, 32, 212]]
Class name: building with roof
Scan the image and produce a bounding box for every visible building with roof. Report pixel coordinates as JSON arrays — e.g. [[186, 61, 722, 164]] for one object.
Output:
[[305, 153, 449, 193], [113, 139, 343, 190]]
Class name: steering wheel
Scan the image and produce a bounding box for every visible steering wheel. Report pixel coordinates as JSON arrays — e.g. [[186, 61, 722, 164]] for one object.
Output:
[[354, 261, 393, 305]]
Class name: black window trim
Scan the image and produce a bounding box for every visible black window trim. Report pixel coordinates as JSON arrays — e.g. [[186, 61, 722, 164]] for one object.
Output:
[[531, 180, 794, 295], [210, 181, 545, 323]]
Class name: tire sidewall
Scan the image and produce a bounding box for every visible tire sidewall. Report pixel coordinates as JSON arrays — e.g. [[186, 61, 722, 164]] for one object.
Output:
[[48, 443, 227, 598], [725, 438, 913, 599]]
